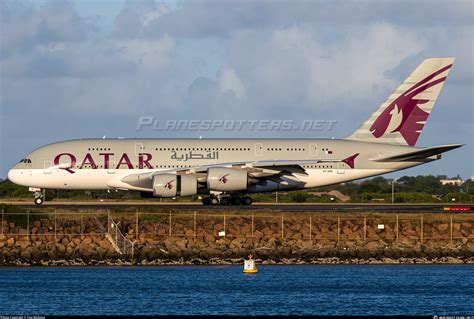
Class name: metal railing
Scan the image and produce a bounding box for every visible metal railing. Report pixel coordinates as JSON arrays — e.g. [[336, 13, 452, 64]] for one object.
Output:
[[107, 214, 134, 258]]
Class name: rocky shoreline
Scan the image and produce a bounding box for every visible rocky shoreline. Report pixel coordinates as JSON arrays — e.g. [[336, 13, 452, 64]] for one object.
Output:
[[3, 256, 474, 267], [1, 208, 473, 266]]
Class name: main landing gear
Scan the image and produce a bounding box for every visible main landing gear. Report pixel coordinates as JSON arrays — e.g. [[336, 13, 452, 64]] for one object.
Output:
[[202, 195, 253, 206]]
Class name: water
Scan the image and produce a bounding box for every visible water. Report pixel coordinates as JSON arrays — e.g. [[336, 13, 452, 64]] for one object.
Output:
[[0, 265, 473, 316]]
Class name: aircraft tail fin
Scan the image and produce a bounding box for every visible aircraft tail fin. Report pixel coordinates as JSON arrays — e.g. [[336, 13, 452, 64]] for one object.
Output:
[[346, 58, 455, 146]]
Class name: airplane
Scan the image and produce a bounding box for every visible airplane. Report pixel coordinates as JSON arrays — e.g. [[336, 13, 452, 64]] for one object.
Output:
[[7, 57, 463, 206]]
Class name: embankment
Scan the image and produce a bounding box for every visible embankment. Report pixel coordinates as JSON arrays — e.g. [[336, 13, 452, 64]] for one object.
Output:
[[0, 206, 473, 265]]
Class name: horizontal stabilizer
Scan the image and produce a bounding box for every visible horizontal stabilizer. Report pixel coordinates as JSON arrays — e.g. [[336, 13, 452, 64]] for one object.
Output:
[[371, 144, 463, 162]]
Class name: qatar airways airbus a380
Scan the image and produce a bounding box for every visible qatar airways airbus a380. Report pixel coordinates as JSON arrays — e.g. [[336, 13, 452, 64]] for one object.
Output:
[[8, 58, 462, 205]]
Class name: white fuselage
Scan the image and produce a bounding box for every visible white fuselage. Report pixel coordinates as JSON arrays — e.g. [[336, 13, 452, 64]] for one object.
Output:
[[7, 138, 423, 193]]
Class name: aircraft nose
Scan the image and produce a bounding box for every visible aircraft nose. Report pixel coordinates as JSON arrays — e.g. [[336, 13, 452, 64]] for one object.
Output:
[[7, 167, 24, 186], [8, 168, 17, 183]]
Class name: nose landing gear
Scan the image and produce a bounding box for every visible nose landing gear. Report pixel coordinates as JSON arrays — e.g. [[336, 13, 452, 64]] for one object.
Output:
[[29, 188, 44, 206], [34, 195, 44, 206]]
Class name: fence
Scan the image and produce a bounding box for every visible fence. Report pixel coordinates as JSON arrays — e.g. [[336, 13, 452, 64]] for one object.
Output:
[[107, 214, 134, 258], [1, 209, 473, 246]]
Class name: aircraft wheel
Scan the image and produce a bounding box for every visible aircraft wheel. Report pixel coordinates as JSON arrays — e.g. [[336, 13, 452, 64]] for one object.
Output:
[[34, 197, 44, 206], [242, 196, 253, 205], [202, 197, 211, 205], [210, 197, 220, 205]]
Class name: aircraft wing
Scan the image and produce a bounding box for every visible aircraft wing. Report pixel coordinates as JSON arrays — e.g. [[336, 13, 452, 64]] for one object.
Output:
[[370, 144, 463, 162], [119, 155, 359, 189]]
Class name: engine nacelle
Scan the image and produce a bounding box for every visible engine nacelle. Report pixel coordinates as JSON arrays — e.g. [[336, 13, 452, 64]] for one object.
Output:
[[153, 174, 197, 197], [207, 167, 248, 191]]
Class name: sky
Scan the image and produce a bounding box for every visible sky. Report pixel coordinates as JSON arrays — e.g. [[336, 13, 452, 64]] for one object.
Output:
[[1, 0, 473, 179]]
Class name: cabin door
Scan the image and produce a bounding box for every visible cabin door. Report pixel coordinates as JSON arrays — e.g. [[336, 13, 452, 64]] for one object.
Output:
[[337, 162, 345, 174], [309, 143, 318, 157], [44, 161, 52, 174]]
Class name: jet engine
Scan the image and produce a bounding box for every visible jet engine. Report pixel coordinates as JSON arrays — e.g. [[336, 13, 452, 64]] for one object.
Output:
[[207, 167, 248, 191], [153, 174, 197, 197]]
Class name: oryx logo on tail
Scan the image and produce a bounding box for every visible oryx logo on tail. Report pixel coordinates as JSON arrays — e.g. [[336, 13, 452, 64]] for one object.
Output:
[[370, 64, 452, 146]]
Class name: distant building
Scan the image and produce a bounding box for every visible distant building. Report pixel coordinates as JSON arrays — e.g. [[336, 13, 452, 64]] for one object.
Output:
[[440, 178, 463, 186], [471, 176, 474, 182]]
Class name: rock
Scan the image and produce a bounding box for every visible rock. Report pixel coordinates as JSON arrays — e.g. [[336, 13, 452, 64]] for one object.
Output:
[[253, 230, 263, 238], [66, 246, 74, 255], [437, 223, 449, 232], [205, 235, 216, 243], [55, 243, 66, 253], [16, 240, 30, 250], [365, 241, 380, 251], [96, 247, 107, 258], [52, 259, 68, 266], [29, 247, 45, 262], [382, 257, 398, 264], [175, 238, 187, 250], [230, 238, 245, 249], [20, 250, 31, 260], [97, 240, 111, 249]]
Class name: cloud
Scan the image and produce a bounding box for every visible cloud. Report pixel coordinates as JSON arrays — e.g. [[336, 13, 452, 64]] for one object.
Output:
[[113, 36, 175, 73], [217, 66, 246, 98], [110, 0, 473, 39], [1, 0, 473, 179], [114, 0, 170, 38], [0, 0, 87, 57], [218, 23, 425, 118]]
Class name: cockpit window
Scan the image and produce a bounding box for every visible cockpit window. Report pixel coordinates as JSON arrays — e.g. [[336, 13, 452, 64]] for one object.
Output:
[[19, 159, 32, 163]]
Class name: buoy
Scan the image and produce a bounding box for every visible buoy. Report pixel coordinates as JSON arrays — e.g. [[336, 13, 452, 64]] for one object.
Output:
[[243, 255, 258, 274]]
